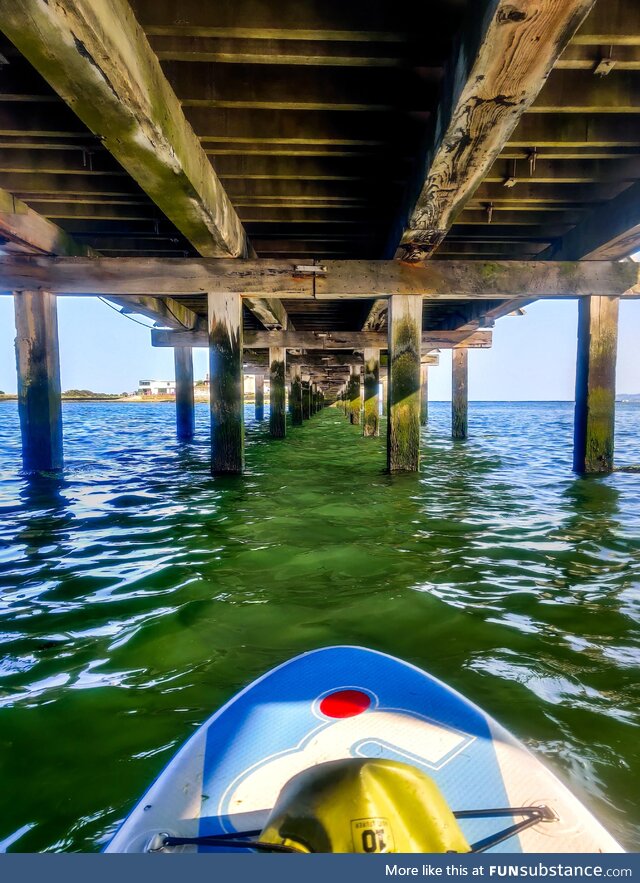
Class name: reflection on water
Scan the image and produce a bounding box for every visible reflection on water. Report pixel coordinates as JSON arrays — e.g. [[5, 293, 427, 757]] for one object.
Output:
[[0, 400, 639, 851]]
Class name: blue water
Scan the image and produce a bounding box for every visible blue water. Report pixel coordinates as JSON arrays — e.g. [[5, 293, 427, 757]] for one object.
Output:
[[0, 400, 639, 852]]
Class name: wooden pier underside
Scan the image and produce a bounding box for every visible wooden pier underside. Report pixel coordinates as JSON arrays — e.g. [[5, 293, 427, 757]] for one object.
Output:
[[1, 0, 639, 473]]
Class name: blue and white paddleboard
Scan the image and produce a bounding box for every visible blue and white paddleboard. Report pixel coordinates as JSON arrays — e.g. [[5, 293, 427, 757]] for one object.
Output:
[[106, 646, 622, 853]]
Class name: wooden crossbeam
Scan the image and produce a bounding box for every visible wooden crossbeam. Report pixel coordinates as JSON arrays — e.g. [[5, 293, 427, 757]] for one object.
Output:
[[1, 257, 637, 298], [150, 330, 493, 349], [393, 0, 596, 261]]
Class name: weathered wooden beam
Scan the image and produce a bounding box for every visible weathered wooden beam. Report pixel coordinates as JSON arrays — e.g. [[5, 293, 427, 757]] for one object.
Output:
[[254, 373, 265, 421], [14, 290, 63, 472], [573, 296, 619, 474], [363, 347, 380, 438], [269, 346, 286, 438], [0, 187, 88, 256], [174, 347, 195, 440], [420, 364, 429, 427], [452, 349, 469, 440], [395, 0, 596, 260], [348, 365, 362, 426], [151, 328, 493, 349], [387, 295, 421, 472], [152, 329, 491, 350], [3, 257, 637, 298], [208, 292, 243, 474], [0, 0, 248, 258]]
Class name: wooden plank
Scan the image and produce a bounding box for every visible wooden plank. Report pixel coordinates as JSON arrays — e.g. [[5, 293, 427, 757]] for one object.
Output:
[[174, 347, 195, 440], [14, 290, 63, 471], [208, 292, 243, 474], [148, 34, 430, 67], [254, 373, 265, 421], [151, 329, 494, 350], [387, 295, 421, 472], [0, 0, 248, 258], [160, 60, 437, 112], [541, 181, 640, 260], [532, 70, 640, 112], [2, 257, 638, 298], [395, 0, 596, 260], [363, 347, 380, 437], [452, 349, 469, 440], [507, 114, 640, 147], [573, 296, 619, 473], [269, 346, 287, 438], [572, 0, 640, 45]]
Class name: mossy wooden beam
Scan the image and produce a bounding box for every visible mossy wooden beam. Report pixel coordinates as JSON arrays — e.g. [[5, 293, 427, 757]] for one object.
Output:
[[174, 347, 195, 441], [387, 295, 421, 472], [348, 366, 362, 426], [269, 346, 286, 438], [395, 0, 596, 261], [290, 363, 303, 426], [5, 257, 638, 299], [14, 290, 63, 472], [573, 296, 619, 474], [420, 364, 429, 427], [208, 292, 243, 475], [254, 374, 265, 421], [452, 350, 469, 440], [363, 347, 380, 438]]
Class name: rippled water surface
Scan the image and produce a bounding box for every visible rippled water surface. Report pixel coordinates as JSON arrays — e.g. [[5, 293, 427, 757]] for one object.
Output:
[[0, 400, 639, 852]]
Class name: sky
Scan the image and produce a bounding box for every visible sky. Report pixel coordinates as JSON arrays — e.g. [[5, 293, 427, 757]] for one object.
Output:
[[0, 295, 639, 401]]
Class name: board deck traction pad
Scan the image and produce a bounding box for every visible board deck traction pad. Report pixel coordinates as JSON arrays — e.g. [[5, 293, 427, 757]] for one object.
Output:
[[106, 646, 623, 854]]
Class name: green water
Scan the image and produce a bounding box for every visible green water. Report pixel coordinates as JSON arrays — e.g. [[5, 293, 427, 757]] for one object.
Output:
[[0, 401, 639, 851]]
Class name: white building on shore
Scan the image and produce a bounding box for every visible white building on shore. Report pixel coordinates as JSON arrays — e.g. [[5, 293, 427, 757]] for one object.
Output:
[[138, 380, 176, 396]]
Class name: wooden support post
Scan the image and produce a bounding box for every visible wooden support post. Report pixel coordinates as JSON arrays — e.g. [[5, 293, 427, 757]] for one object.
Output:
[[381, 377, 388, 417], [573, 296, 619, 474], [420, 364, 429, 426], [208, 292, 243, 475], [343, 386, 349, 416], [290, 363, 303, 426], [174, 346, 195, 440], [269, 346, 286, 438], [349, 365, 362, 425], [387, 295, 421, 473], [14, 290, 63, 472], [363, 347, 380, 437], [452, 349, 469, 440], [302, 376, 311, 420], [254, 374, 265, 421]]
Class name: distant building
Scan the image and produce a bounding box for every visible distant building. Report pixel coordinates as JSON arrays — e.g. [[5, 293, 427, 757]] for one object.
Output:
[[138, 380, 176, 396]]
